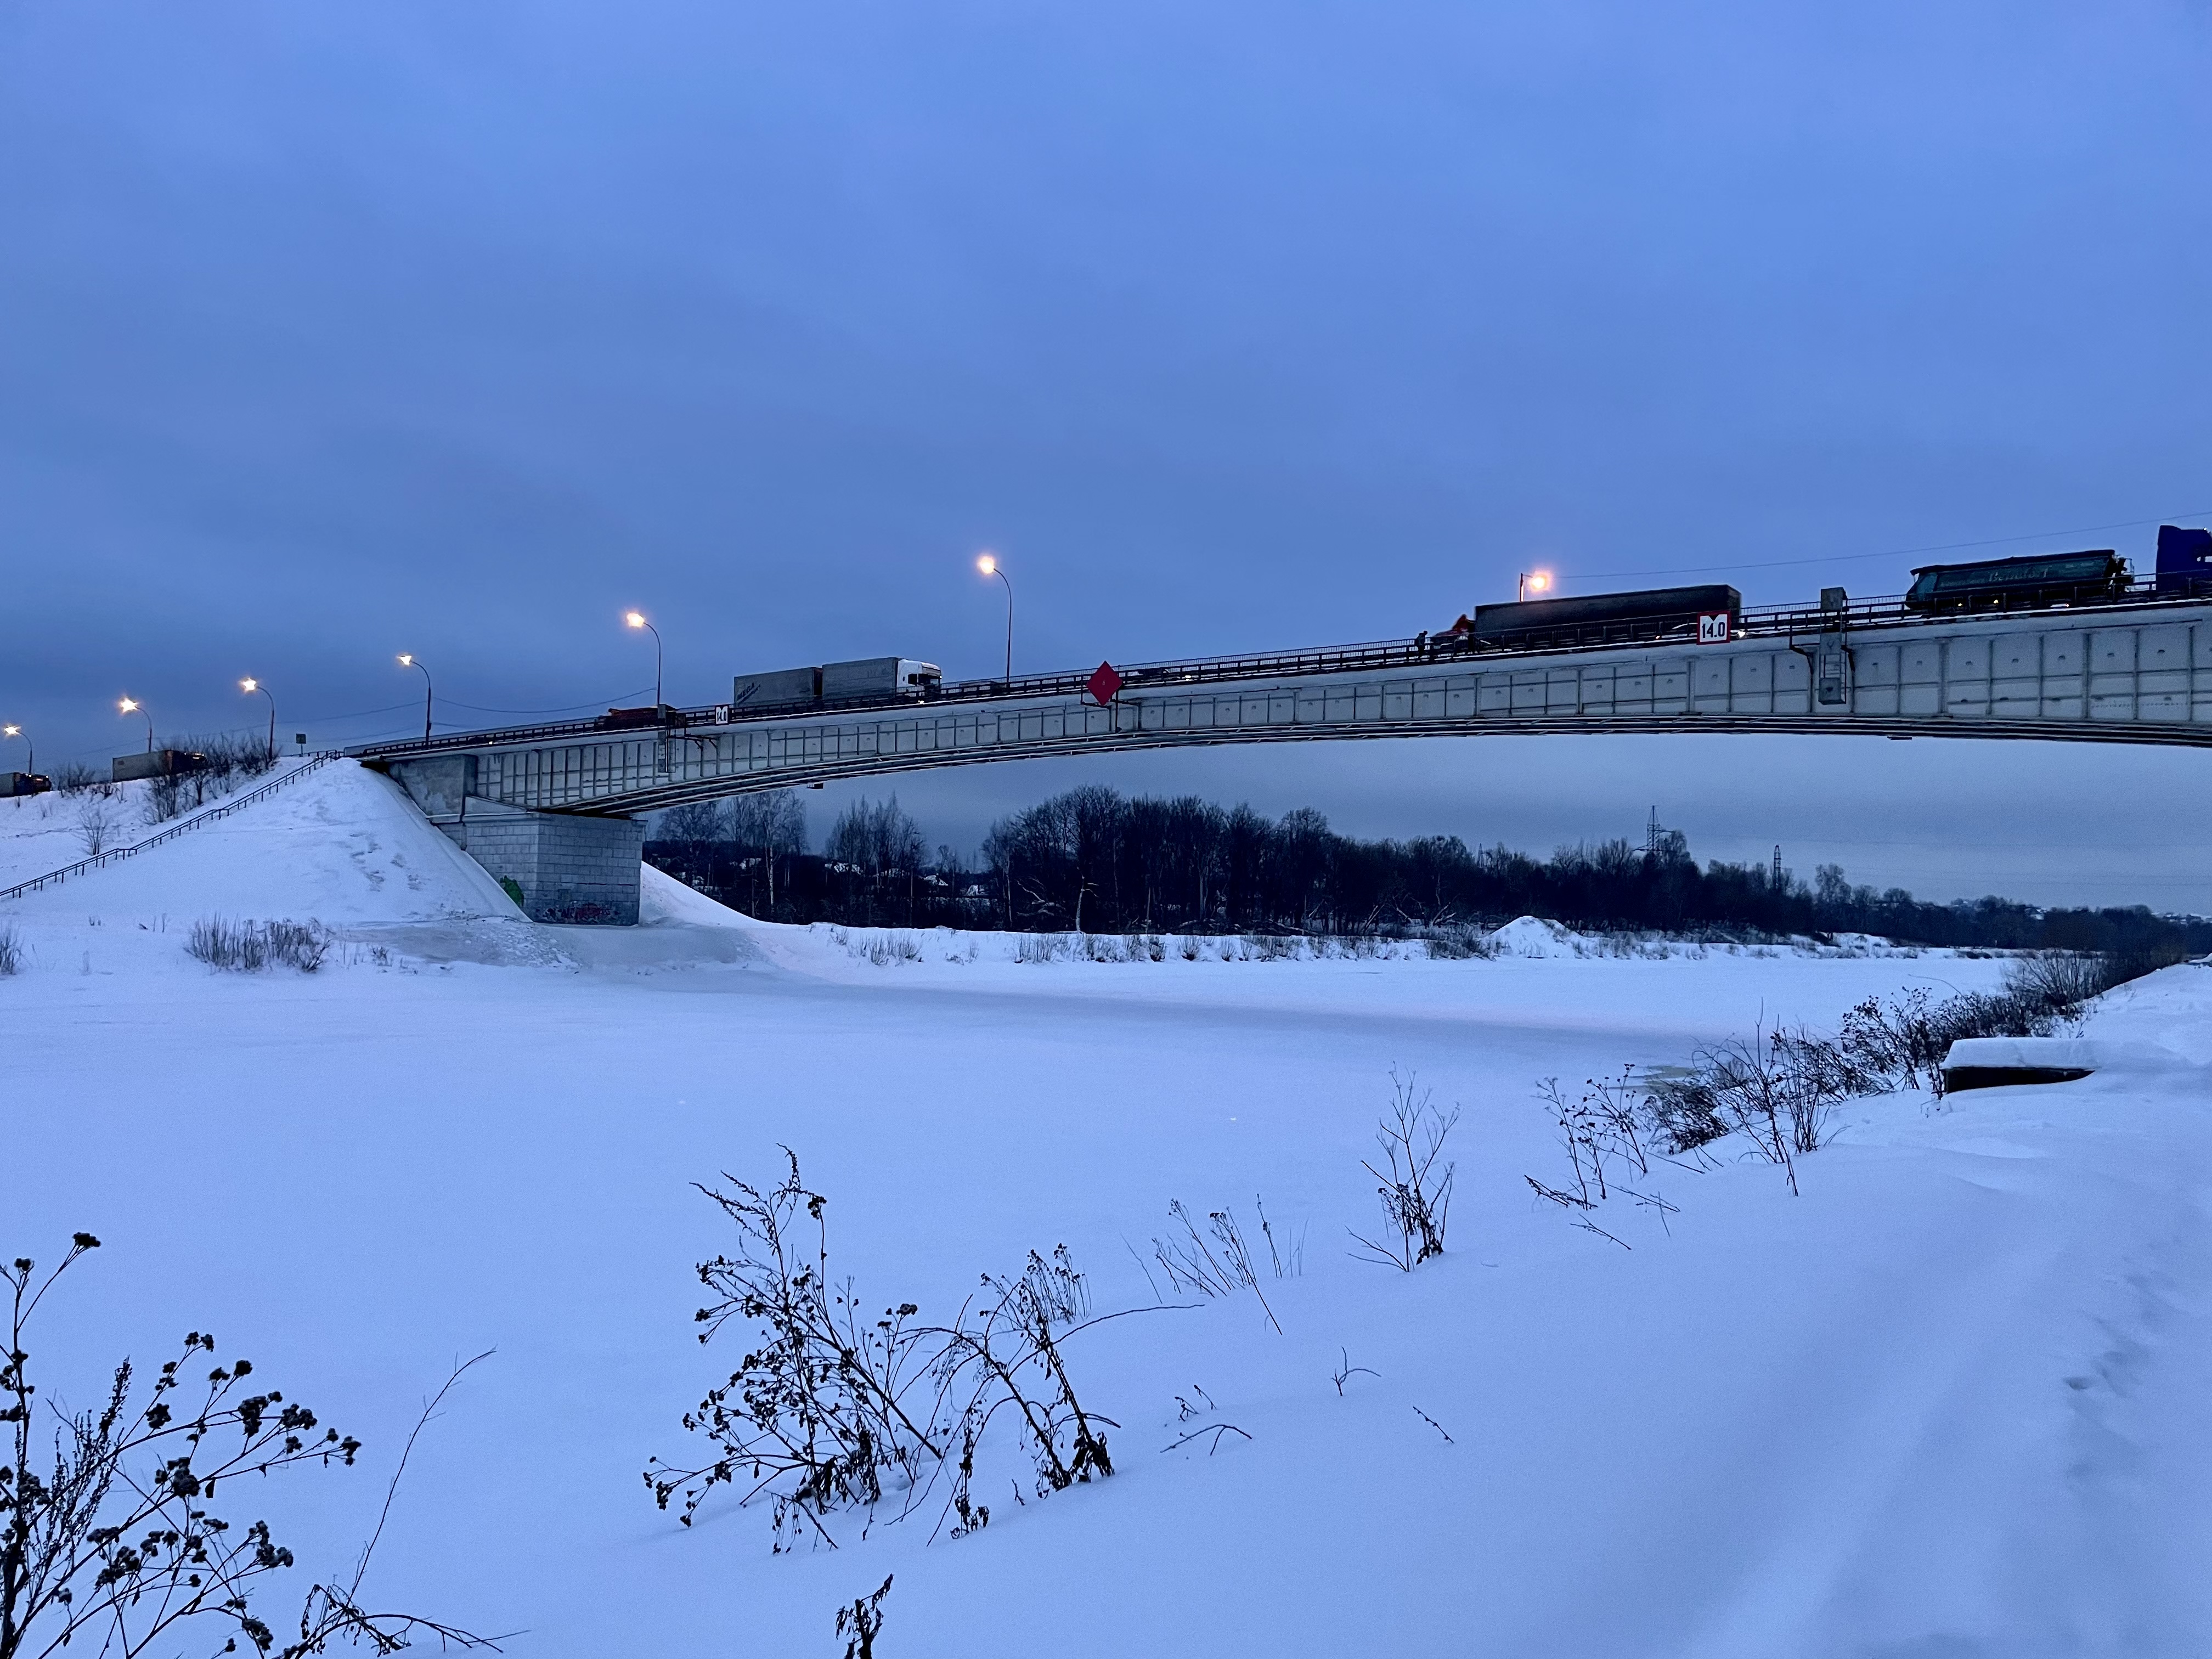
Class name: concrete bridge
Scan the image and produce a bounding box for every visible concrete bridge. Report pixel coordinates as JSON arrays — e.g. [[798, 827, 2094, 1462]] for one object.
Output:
[[357, 590, 2212, 924]]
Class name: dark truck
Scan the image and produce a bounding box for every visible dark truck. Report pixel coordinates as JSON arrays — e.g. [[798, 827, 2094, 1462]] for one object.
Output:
[[1442, 584, 1742, 652], [1904, 549, 2129, 613], [2157, 524, 2212, 597]]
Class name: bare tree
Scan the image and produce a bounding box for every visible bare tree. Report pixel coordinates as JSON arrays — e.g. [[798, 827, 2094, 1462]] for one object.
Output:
[[654, 801, 726, 843], [728, 791, 808, 913], [75, 799, 119, 858]]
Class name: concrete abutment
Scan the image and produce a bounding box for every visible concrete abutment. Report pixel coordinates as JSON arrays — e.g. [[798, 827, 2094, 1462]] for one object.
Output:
[[379, 755, 643, 926]]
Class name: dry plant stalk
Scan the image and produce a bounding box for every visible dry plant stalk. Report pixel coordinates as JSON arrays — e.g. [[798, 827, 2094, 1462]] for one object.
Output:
[[1349, 1071, 1457, 1271], [645, 1152, 1126, 1554]]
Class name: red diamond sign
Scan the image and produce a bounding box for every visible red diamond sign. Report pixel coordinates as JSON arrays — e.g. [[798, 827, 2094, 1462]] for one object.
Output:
[[1086, 662, 1124, 706]]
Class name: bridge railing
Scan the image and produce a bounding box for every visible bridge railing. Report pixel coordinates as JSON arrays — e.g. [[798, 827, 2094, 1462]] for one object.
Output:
[[349, 579, 2210, 762], [0, 752, 342, 903]]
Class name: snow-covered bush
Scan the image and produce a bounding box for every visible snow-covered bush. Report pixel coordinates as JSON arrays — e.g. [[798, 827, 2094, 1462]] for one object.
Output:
[[1421, 923, 1499, 960], [187, 916, 331, 974], [645, 1154, 1117, 1551], [0, 925, 20, 977], [1532, 961, 2121, 1231], [2005, 950, 2108, 1012], [1837, 975, 2089, 1096]]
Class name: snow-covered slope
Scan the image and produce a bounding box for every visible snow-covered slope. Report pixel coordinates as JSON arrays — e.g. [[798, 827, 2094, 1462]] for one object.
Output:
[[4, 775, 2207, 1658], [0, 759, 515, 922]]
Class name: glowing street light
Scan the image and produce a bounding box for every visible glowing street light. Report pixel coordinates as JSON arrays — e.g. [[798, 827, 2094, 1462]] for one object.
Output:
[[2, 723, 29, 775], [240, 678, 276, 764], [118, 696, 154, 752], [397, 654, 433, 742], [977, 554, 1013, 689], [1518, 569, 1553, 602], [625, 611, 663, 710]]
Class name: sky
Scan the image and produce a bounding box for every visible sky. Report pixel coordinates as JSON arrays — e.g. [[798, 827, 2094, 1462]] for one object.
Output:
[[2, 0, 2208, 909]]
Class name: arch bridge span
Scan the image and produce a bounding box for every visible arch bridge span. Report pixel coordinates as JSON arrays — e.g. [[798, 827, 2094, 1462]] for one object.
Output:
[[356, 594, 2212, 923]]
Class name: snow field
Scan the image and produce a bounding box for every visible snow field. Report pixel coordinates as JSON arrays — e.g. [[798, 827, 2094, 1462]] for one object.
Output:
[[3, 758, 2208, 1656]]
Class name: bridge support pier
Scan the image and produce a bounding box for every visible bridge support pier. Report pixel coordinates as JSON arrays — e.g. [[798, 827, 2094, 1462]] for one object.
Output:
[[381, 757, 644, 926]]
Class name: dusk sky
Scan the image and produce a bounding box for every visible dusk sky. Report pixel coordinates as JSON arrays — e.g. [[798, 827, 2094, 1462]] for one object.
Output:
[[4, 2, 2208, 908]]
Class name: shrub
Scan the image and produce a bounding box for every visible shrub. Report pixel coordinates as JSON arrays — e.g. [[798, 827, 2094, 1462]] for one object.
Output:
[[144, 771, 188, 824], [1525, 1068, 1685, 1246], [1536, 960, 2125, 1226], [836, 1576, 894, 1659], [75, 798, 120, 857], [1837, 976, 2091, 1097], [187, 917, 331, 973], [0, 925, 20, 977], [645, 1153, 1119, 1552], [1, 1234, 489, 1659], [2004, 950, 2104, 1013], [2090, 943, 2198, 994], [1350, 1071, 1457, 1270]]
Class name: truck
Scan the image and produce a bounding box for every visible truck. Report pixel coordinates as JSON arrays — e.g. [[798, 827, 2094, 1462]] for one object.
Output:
[[1448, 584, 1742, 652], [731, 657, 943, 712], [1903, 550, 2127, 612]]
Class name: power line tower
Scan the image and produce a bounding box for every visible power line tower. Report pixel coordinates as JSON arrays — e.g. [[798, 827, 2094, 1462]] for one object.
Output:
[[1772, 844, 1783, 888], [1644, 806, 1662, 857]]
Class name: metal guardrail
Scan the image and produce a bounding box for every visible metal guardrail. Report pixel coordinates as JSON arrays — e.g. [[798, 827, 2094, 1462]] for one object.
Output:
[[0, 752, 343, 903], [348, 579, 2212, 764]]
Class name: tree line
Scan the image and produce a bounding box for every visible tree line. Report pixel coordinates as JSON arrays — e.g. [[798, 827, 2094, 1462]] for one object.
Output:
[[646, 786, 2212, 962]]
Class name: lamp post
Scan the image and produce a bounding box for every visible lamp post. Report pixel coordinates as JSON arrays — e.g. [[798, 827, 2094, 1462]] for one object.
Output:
[[977, 554, 1013, 688], [2, 724, 28, 775], [119, 697, 152, 752], [625, 611, 663, 709], [397, 654, 433, 741], [1518, 569, 1553, 602], [240, 678, 276, 764]]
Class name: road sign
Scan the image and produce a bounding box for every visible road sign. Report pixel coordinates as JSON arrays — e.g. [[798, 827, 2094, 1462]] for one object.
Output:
[[1086, 662, 1124, 705], [1697, 612, 1731, 644]]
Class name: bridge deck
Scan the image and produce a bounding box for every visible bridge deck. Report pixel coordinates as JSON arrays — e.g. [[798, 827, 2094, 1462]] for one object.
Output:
[[358, 593, 2212, 817]]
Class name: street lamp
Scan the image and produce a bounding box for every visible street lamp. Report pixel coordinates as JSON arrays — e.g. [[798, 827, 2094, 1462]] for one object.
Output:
[[1518, 569, 1553, 602], [977, 554, 1013, 688], [625, 611, 663, 709], [119, 696, 153, 752], [240, 678, 276, 764], [2, 724, 28, 775], [397, 654, 433, 742]]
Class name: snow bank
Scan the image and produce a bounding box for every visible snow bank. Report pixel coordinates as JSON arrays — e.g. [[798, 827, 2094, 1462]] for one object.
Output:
[[0, 760, 514, 924], [1488, 913, 1581, 956], [8, 763, 2207, 1656]]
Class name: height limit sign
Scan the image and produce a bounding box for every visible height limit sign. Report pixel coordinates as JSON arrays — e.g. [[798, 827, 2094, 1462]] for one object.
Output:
[[1696, 612, 1732, 644]]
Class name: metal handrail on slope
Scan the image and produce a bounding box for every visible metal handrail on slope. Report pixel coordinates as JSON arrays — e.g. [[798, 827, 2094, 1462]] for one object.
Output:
[[0, 752, 343, 903]]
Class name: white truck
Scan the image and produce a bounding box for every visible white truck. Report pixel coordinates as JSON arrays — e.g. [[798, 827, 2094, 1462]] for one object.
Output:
[[731, 657, 942, 711]]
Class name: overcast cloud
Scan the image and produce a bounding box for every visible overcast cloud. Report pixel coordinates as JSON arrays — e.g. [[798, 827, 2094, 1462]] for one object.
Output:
[[3, 1, 2208, 907]]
